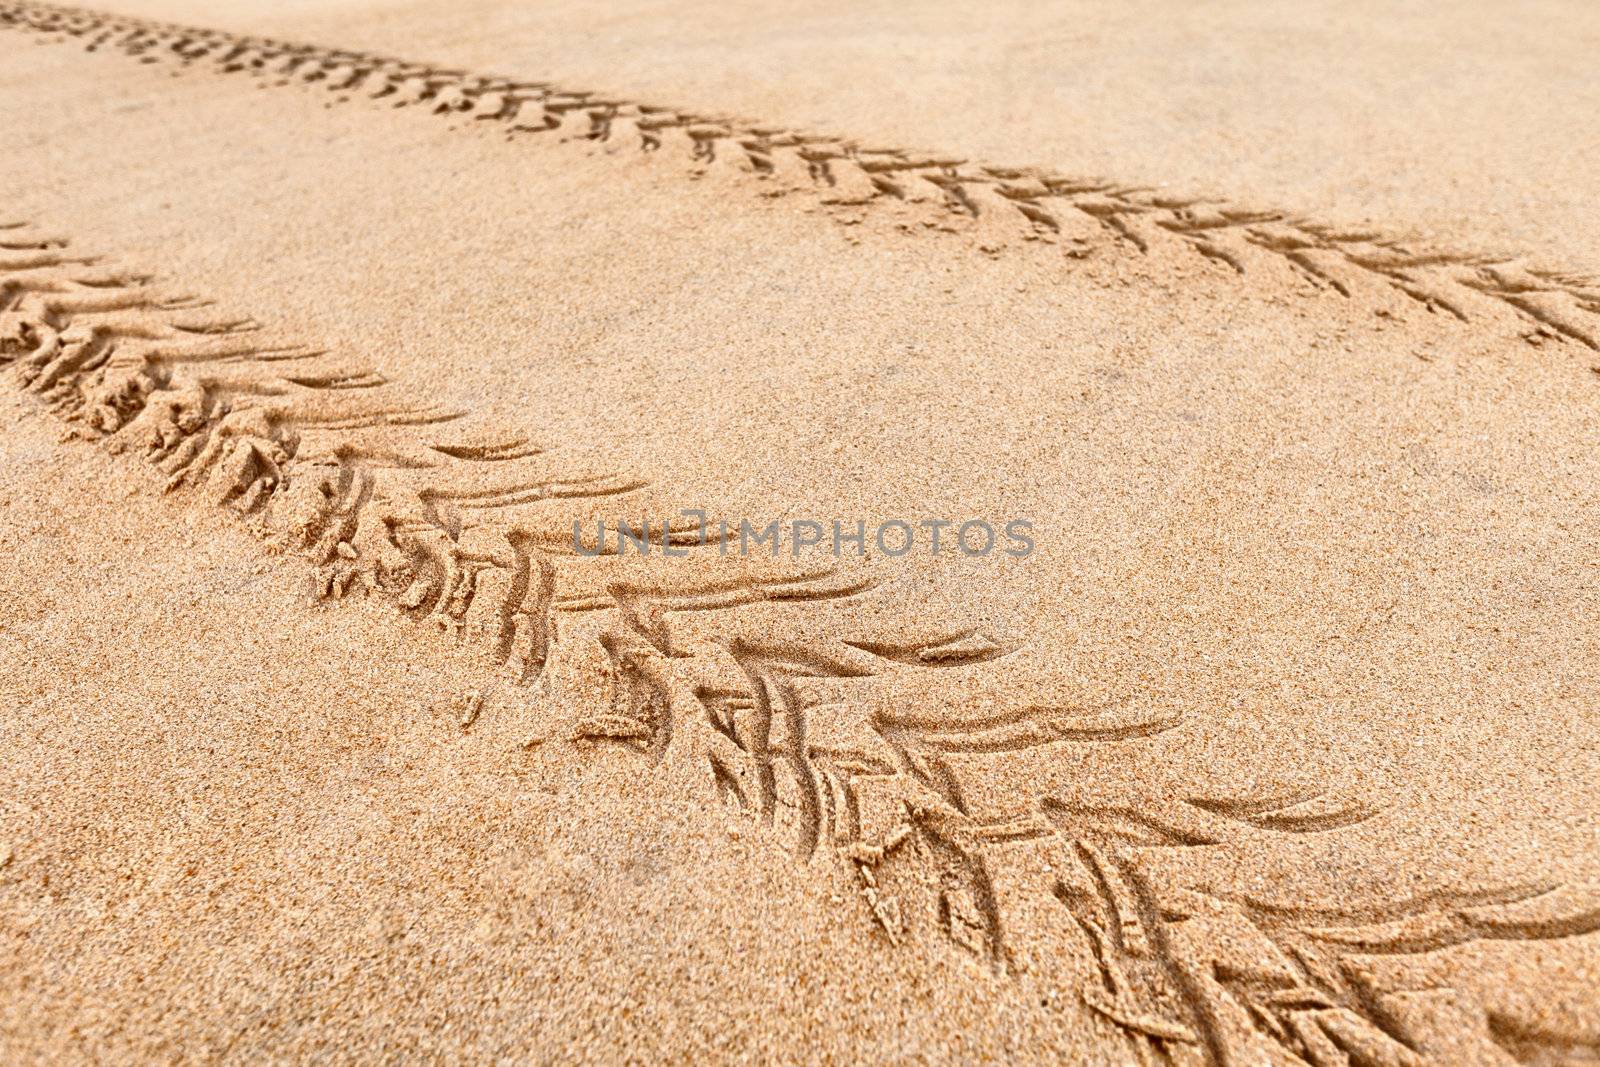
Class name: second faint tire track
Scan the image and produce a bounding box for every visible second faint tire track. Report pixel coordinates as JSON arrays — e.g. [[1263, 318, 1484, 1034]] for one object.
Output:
[[3, 0, 1599, 363]]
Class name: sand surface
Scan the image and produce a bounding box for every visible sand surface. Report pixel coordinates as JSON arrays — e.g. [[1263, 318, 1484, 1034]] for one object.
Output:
[[2, 2, 1598, 1063]]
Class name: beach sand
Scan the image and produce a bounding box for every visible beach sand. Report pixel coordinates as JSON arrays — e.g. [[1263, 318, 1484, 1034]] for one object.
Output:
[[2, 2, 1598, 1062]]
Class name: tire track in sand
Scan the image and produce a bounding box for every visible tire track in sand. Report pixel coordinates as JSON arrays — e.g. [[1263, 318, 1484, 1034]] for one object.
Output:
[[9, 211, 1600, 1067], [2, 0, 1599, 362]]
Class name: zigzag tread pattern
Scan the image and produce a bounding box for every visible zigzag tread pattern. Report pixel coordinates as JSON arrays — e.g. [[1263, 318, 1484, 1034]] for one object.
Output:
[[8, 225, 1600, 1065], [3, 0, 1600, 358]]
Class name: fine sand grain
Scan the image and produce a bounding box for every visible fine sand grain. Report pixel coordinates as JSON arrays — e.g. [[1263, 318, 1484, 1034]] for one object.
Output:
[[2, 2, 1598, 1064]]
